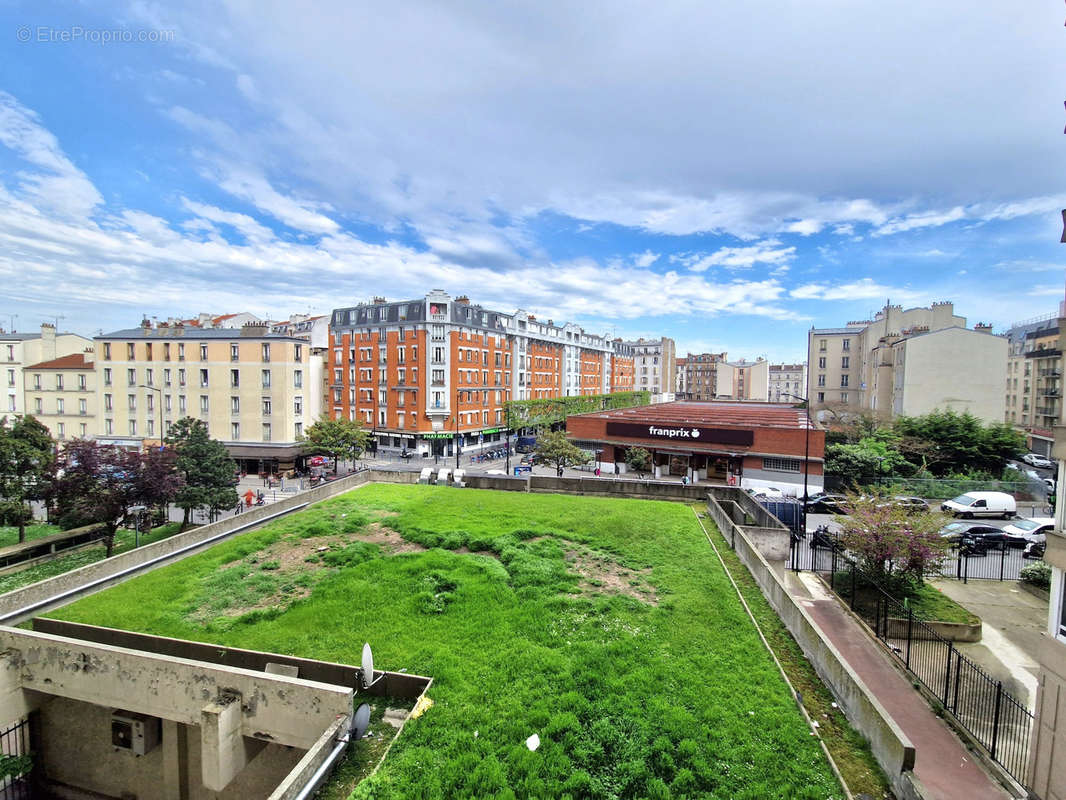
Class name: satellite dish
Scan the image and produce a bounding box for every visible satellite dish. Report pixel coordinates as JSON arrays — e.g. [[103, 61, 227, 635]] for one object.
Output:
[[351, 703, 371, 740], [361, 643, 374, 689]]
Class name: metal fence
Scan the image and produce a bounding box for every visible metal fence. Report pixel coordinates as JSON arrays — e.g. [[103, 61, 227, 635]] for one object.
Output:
[[937, 543, 1032, 583], [812, 542, 1033, 788], [0, 717, 32, 800]]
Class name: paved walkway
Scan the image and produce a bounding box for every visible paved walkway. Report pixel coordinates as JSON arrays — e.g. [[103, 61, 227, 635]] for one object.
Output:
[[788, 571, 1011, 800]]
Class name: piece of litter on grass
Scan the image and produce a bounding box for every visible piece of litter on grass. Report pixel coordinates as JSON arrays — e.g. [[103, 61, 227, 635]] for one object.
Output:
[[748, 711, 754, 716], [831, 702, 838, 708], [473, 730, 478, 738], [526, 733, 540, 751], [811, 721, 820, 728]]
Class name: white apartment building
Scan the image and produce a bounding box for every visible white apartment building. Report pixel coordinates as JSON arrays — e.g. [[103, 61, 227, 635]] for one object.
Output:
[[2, 324, 93, 416], [768, 363, 807, 404], [626, 337, 676, 399]]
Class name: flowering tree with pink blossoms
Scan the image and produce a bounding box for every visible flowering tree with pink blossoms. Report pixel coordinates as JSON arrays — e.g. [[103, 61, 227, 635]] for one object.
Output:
[[836, 491, 949, 593]]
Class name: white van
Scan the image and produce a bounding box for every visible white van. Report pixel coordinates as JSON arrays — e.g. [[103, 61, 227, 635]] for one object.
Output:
[[940, 491, 1016, 520]]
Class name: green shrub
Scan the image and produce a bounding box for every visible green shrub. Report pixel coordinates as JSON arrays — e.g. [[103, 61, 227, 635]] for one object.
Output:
[[1020, 561, 1051, 590]]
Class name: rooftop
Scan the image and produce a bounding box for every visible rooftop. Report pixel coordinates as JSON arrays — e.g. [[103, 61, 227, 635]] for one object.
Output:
[[96, 328, 306, 343], [24, 353, 93, 370], [574, 400, 815, 430]]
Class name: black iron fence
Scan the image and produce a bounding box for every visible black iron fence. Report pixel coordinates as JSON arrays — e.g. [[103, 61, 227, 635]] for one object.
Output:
[[0, 717, 32, 800], [811, 543, 1033, 788]]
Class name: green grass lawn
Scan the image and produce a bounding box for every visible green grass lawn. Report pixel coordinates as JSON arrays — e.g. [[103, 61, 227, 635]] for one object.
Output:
[[0, 523, 62, 548], [48, 486, 844, 799]]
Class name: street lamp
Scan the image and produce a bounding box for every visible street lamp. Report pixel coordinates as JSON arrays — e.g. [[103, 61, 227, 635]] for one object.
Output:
[[454, 383, 460, 470], [505, 402, 511, 473], [138, 384, 163, 448], [784, 392, 812, 536]]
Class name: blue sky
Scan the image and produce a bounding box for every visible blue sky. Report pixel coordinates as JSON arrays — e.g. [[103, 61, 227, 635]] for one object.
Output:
[[1, 1, 1064, 362]]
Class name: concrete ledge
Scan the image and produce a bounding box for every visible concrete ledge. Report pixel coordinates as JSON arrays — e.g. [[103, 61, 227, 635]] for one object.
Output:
[[880, 616, 982, 644], [1017, 580, 1050, 603], [704, 490, 919, 798], [267, 716, 347, 800]]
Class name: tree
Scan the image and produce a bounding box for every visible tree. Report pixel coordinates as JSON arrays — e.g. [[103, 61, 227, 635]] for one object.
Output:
[[165, 417, 238, 530], [0, 415, 56, 542], [303, 416, 369, 473], [892, 410, 1025, 477], [625, 447, 652, 476], [535, 430, 590, 475], [824, 431, 912, 488], [835, 491, 950, 594], [50, 440, 180, 557], [139, 446, 185, 524]]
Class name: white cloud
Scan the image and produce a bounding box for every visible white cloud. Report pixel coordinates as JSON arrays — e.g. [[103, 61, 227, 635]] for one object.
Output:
[[790, 278, 918, 302], [873, 207, 965, 237], [215, 167, 340, 235], [673, 240, 796, 272], [633, 250, 659, 268], [0, 91, 103, 219]]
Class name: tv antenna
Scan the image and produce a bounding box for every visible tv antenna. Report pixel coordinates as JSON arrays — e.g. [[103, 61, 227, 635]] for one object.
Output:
[[51, 313, 65, 329], [5, 314, 15, 333]]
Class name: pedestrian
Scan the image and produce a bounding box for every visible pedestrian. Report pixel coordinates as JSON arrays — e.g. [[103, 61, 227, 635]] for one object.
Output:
[[594, 467, 601, 477], [244, 489, 254, 508]]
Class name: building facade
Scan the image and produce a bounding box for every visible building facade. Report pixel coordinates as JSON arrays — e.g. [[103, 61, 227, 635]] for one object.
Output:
[[22, 353, 97, 442], [676, 353, 727, 401], [715, 358, 769, 401], [1005, 314, 1062, 457], [327, 292, 641, 456], [807, 301, 1004, 423], [626, 337, 676, 400], [2, 324, 93, 416], [768, 363, 808, 404], [94, 323, 320, 472]]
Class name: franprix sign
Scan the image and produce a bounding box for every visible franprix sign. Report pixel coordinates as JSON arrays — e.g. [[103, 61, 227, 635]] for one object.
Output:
[[605, 421, 754, 447]]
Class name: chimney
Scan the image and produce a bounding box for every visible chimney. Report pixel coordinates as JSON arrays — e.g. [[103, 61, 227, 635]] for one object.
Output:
[[974, 323, 993, 333], [372, 296, 386, 304], [241, 321, 269, 338], [455, 295, 470, 305], [40, 323, 56, 360]]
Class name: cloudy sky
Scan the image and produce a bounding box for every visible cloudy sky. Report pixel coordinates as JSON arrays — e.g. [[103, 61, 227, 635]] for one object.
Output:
[[1, 1, 1064, 361]]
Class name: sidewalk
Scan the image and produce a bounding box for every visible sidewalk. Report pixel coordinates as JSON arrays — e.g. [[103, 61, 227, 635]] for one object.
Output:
[[788, 571, 1011, 800]]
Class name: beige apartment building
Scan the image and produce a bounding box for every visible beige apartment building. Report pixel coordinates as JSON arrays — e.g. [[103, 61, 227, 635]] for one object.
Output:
[[626, 337, 676, 399], [768, 363, 807, 403], [22, 353, 97, 442], [95, 323, 323, 473], [676, 352, 727, 400], [715, 358, 769, 401], [1005, 315, 1062, 457], [2, 324, 93, 416], [807, 301, 1004, 423]]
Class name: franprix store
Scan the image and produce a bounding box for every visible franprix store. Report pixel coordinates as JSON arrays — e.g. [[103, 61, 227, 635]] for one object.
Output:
[[565, 401, 825, 493]]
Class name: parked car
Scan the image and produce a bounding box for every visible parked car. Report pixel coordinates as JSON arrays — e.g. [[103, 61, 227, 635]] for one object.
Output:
[[958, 529, 1027, 554], [1002, 516, 1054, 544], [940, 491, 1016, 519], [1022, 453, 1054, 469], [888, 496, 929, 513], [939, 522, 1002, 544], [1023, 540, 1046, 560], [804, 493, 848, 514]]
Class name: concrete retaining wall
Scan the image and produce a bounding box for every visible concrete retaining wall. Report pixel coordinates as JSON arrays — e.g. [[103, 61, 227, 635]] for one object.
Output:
[[529, 475, 710, 502], [704, 490, 922, 799]]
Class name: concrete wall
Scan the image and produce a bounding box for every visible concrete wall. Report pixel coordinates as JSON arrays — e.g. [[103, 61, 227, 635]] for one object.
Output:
[[529, 475, 710, 502], [704, 490, 921, 799]]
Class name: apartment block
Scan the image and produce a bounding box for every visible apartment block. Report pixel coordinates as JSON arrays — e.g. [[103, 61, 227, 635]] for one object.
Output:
[[676, 353, 727, 400], [1, 324, 93, 416], [626, 337, 676, 399], [768, 363, 807, 404], [328, 292, 640, 457], [95, 322, 321, 473], [22, 353, 97, 441], [715, 358, 769, 401], [807, 301, 1004, 423], [1005, 313, 1062, 457]]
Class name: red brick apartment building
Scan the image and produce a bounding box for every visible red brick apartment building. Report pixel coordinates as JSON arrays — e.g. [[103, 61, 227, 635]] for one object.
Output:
[[567, 400, 824, 492], [328, 291, 639, 457]]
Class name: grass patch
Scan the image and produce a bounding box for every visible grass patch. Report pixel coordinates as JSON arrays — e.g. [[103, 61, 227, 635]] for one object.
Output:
[[0, 523, 62, 548], [50, 486, 846, 799], [902, 583, 979, 626], [698, 509, 894, 799]]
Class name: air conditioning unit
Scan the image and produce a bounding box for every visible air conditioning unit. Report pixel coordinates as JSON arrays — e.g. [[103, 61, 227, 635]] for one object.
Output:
[[111, 710, 161, 755]]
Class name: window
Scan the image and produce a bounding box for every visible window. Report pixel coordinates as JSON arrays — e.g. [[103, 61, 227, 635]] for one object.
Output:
[[103, 368, 112, 386], [230, 369, 240, 388], [231, 396, 240, 413], [200, 344, 208, 361], [262, 397, 272, 416], [164, 368, 171, 387], [104, 393, 112, 411], [127, 368, 136, 386], [231, 422, 240, 439], [128, 394, 136, 410], [840, 392, 849, 403], [33, 374, 41, 390], [56, 374, 64, 390], [179, 395, 187, 413], [57, 422, 65, 439], [262, 369, 271, 388], [103, 343, 112, 360], [378, 410, 386, 426], [817, 391, 825, 403], [129, 419, 137, 436], [164, 343, 171, 361], [294, 396, 303, 415], [145, 368, 153, 387], [199, 369, 209, 387], [33, 398, 42, 414], [127, 343, 135, 360], [178, 368, 186, 386], [230, 344, 239, 362], [294, 370, 303, 388], [79, 423, 86, 437], [819, 339, 826, 351], [146, 419, 154, 436], [841, 356, 850, 369], [56, 398, 64, 414], [818, 357, 826, 369], [840, 375, 849, 387], [295, 344, 302, 362], [295, 422, 303, 438], [842, 339, 850, 351], [165, 395, 171, 412], [146, 394, 154, 412], [79, 398, 86, 415], [200, 395, 209, 413], [178, 343, 185, 361], [817, 374, 826, 387], [105, 419, 113, 435], [261, 343, 271, 362], [262, 423, 271, 441], [146, 343, 153, 360], [78, 373, 86, 390], [5, 345, 12, 361]]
